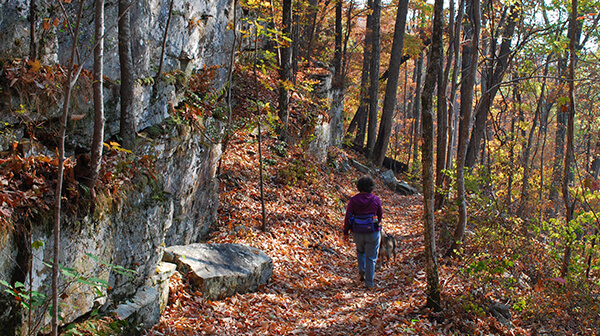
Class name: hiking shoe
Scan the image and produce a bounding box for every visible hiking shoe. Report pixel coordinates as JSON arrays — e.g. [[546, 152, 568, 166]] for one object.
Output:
[[365, 283, 379, 290], [358, 271, 365, 282]]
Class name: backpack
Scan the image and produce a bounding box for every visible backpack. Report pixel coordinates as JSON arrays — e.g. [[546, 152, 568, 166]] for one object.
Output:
[[350, 214, 379, 233]]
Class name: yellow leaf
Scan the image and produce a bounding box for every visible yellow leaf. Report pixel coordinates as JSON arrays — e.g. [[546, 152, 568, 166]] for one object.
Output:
[[27, 59, 41, 72]]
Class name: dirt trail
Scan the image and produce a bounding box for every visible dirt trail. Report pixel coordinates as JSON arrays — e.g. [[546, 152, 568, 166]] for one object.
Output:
[[147, 134, 439, 335]]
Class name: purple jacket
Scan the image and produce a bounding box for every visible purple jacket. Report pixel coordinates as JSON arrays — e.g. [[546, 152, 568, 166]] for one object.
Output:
[[344, 192, 383, 235]]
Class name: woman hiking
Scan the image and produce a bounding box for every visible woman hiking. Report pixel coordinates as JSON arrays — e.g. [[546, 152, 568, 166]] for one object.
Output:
[[343, 176, 383, 289]]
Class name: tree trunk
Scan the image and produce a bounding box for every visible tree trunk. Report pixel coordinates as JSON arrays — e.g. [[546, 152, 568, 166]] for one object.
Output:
[[89, 0, 105, 195], [349, 0, 373, 148], [329, 0, 345, 147], [252, 28, 267, 232], [278, 0, 292, 142], [549, 74, 567, 210], [304, 0, 320, 65], [446, 0, 463, 167], [434, 0, 455, 210], [421, 0, 443, 311], [409, 53, 424, 171], [29, 0, 37, 61], [365, 0, 381, 157], [52, 3, 84, 334], [372, 0, 409, 166], [292, 10, 300, 83], [561, 0, 578, 277], [306, 0, 332, 67], [447, 0, 479, 257], [437, 0, 464, 210], [538, 97, 552, 223], [218, 0, 238, 175], [157, 0, 175, 79], [464, 4, 520, 169], [506, 101, 516, 209], [118, 0, 136, 149]]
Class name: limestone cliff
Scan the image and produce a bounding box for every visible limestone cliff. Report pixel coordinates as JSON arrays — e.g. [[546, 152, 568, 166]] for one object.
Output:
[[0, 0, 236, 334]]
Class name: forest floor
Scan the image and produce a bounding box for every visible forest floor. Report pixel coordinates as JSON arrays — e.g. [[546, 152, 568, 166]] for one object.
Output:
[[144, 129, 546, 336]]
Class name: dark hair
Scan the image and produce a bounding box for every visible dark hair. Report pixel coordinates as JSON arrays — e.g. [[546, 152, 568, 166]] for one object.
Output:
[[356, 176, 375, 193]]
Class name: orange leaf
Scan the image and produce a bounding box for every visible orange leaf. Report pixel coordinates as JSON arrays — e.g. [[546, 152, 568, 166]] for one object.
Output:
[[27, 59, 41, 72], [42, 20, 51, 30], [53, 18, 60, 26]]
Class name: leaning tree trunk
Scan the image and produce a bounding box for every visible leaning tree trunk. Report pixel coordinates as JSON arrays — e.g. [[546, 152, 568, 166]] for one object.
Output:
[[447, 0, 479, 257], [372, 0, 409, 166], [421, 0, 443, 311]]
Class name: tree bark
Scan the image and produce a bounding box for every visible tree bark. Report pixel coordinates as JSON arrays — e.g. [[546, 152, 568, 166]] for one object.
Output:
[[157, 0, 175, 79], [329, 0, 345, 147], [561, 0, 578, 277], [292, 10, 300, 82], [29, 0, 37, 61], [409, 54, 423, 170], [304, 0, 320, 65], [349, 0, 373, 148], [372, 0, 409, 166], [89, 0, 105, 195], [421, 0, 443, 310], [53, 3, 84, 334], [252, 28, 267, 232], [446, 0, 464, 168], [278, 0, 292, 142], [365, 0, 381, 157], [118, 0, 136, 149], [434, 0, 456, 210], [447, 0, 479, 257]]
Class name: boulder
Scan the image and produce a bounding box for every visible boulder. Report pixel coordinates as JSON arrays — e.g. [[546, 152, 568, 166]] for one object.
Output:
[[380, 170, 419, 195], [350, 159, 373, 175], [164, 243, 273, 300]]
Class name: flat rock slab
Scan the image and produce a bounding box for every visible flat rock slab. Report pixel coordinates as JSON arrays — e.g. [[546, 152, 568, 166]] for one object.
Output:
[[164, 243, 273, 300]]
